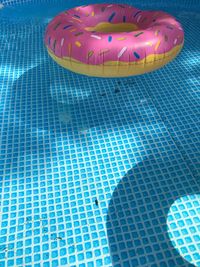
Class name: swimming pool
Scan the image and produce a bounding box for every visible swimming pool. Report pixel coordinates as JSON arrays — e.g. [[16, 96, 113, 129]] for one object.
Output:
[[0, 0, 199, 266]]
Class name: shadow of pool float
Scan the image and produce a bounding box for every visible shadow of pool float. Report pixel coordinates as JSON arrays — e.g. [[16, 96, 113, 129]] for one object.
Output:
[[107, 154, 199, 266]]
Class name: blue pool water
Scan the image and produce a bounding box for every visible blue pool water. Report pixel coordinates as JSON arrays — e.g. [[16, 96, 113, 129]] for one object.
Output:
[[0, 0, 200, 266]]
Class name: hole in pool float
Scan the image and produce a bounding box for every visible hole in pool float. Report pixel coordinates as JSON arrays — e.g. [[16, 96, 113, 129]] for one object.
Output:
[[85, 22, 139, 33]]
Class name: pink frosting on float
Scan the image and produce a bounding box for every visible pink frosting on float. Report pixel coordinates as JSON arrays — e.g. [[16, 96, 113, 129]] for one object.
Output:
[[44, 3, 184, 65]]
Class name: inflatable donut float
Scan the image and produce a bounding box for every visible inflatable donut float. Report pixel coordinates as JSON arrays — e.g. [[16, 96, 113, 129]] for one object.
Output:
[[44, 4, 184, 77]]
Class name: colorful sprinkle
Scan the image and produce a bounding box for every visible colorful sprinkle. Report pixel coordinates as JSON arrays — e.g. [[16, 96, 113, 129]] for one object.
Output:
[[72, 17, 82, 22], [70, 29, 77, 32], [99, 49, 109, 56], [54, 22, 61, 30], [146, 41, 153, 46], [123, 16, 126, 22], [91, 11, 95, 17], [134, 32, 144, 37], [108, 12, 116, 22], [63, 25, 72, 30], [134, 11, 142, 18], [155, 39, 161, 51], [137, 15, 142, 23], [61, 38, 64, 46], [107, 5, 113, 8], [174, 38, 178, 45], [74, 14, 80, 18], [133, 52, 140, 59], [108, 36, 112, 42], [118, 47, 127, 58], [75, 32, 84, 36], [87, 51, 94, 58], [117, 37, 126, 41], [91, 35, 101, 40], [48, 37, 51, 45], [155, 30, 160, 36], [164, 35, 168, 42], [75, 41, 81, 47], [53, 40, 56, 50], [68, 44, 72, 56]]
